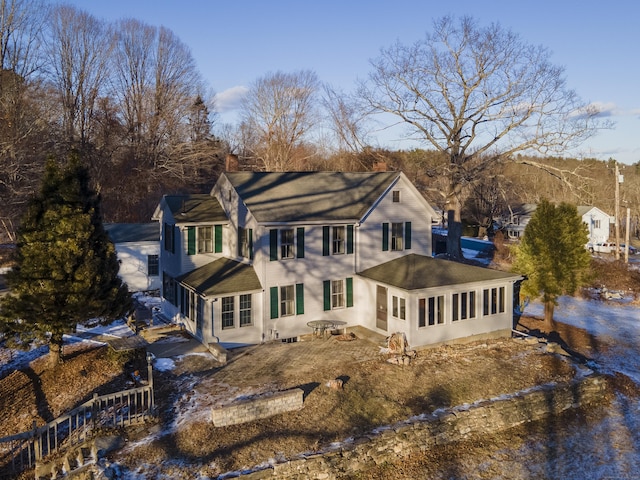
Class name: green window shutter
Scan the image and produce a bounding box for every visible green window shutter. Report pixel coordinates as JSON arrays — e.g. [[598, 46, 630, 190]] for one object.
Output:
[[187, 226, 196, 255], [270, 286, 279, 319], [346, 277, 353, 307], [382, 223, 389, 251], [322, 226, 330, 256], [214, 225, 223, 253], [323, 280, 331, 311], [296, 227, 305, 258], [296, 283, 304, 314], [405, 222, 412, 250], [269, 229, 278, 261], [249, 229, 254, 260], [347, 225, 354, 254]]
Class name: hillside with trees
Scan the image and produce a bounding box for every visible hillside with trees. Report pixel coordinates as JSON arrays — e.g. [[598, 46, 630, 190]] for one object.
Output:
[[0, 1, 637, 246]]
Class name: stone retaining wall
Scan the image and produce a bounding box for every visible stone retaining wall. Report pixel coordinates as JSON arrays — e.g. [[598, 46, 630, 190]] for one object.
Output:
[[211, 388, 304, 427], [233, 374, 608, 479]]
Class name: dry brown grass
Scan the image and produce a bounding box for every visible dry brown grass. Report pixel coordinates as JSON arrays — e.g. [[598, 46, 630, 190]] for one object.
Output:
[[111, 336, 578, 478]]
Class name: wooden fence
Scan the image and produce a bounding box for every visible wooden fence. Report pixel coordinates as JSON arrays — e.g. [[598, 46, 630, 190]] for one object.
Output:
[[0, 384, 154, 478]]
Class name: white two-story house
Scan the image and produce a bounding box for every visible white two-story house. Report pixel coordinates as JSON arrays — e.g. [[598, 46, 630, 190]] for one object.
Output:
[[153, 171, 522, 350]]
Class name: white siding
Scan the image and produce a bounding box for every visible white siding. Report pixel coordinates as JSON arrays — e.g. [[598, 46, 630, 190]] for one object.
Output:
[[113, 241, 160, 292], [357, 176, 433, 272]]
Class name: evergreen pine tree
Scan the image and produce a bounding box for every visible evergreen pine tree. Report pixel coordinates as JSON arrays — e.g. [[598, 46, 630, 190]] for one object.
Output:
[[0, 155, 131, 368], [512, 199, 592, 324]]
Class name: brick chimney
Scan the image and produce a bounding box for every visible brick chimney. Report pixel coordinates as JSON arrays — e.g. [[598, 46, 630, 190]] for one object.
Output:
[[373, 162, 387, 172], [225, 154, 239, 172]]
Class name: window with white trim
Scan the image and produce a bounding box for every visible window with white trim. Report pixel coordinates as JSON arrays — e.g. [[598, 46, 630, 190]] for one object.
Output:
[[280, 229, 295, 259], [392, 295, 406, 320], [222, 296, 234, 329], [239, 294, 252, 326], [332, 280, 345, 309], [198, 226, 213, 253], [391, 222, 404, 251], [332, 226, 345, 254], [452, 291, 476, 321], [279, 285, 294, 316], [147, 255, 159, 276]]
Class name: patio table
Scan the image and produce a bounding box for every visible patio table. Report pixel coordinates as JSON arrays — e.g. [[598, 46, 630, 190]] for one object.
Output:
[[306, 320, 347, 338]]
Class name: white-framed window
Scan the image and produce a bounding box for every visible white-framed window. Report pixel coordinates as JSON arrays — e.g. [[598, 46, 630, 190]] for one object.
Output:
[[392, 190, 400, 202], [280, 285, 295, 316], [222, 296, 234, 329], [332, 280, 345, 309], [392, 295, 406, 320], [238, 227, 252, 258], [147, 255, 159, 276], [280, 229, 295, 259], [452, 291, 477, 321], [239, 294, 252, 326], [391, 222, 404, 251], [197, 226, 213, 253], [270, 284, 304, 318], [332, 226, 345, 254], [483, 287, 505, 316], [419, 295, 444, 327]]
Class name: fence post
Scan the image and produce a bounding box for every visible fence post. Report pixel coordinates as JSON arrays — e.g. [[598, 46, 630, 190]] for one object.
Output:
[[32, 420, 40, 464], [92, 393, 99, 428], [146, 352, 154, 411]]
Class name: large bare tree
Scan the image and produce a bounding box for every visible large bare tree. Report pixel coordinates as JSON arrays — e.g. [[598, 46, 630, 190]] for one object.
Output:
[[359, 16, 609, 257], [240, 70, 319, 171], [46, 4, 111, 147], [111, 20, 204, 177]]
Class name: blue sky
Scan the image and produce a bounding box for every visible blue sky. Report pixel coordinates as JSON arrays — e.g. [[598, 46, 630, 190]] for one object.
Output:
[[63, 0, 640, 164]]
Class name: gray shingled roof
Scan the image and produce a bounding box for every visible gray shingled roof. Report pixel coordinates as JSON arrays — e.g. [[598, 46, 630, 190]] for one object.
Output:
[[164, 194, 228, 223], [359, 254, 522, 290], [104, 223, 159, 243], [225, 171, 400, 223], [177, 258, 262, 297]]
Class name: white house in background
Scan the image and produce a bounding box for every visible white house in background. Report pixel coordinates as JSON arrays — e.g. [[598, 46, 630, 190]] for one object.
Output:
[[104, 223, 161, 292], [577, 206, 611, 246], [504, 204, 537, 239], [504, 204, 612, 246], [153, 171, 522, 350]]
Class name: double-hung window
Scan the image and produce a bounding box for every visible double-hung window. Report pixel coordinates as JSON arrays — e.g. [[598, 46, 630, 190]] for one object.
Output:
[[270, 228, 304, 260], [238, 227, 253, 259], [147, 255, 159, 276], [391, 222, 404, 251], [322, 225, 354, 256], [198, 226, 213, 253], [270, 284, 305, 318], [222, 296, 234, 329], [187, 225, 222, 255], [239, 294, 252, 326], [332, 226, 345, 254], [280, 285, 295, 316], [382, 222, 411, 251], [323, 278, 353, 310], [280, 229, 295, 259]]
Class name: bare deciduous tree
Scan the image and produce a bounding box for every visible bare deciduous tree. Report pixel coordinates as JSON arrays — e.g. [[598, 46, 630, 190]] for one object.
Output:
[[240, 70, 319, 171], [0, 0, 49, 241], [46, 4, 111, 147], [359, 15, 610, 257]]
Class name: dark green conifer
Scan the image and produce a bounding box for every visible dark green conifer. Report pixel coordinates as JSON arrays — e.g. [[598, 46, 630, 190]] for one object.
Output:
[[512, 199, 592, 324], [0, 155, 131, 368]]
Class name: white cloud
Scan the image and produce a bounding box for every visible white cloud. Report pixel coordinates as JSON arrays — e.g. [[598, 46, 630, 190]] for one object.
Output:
[[214, 86, 248, 113]]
